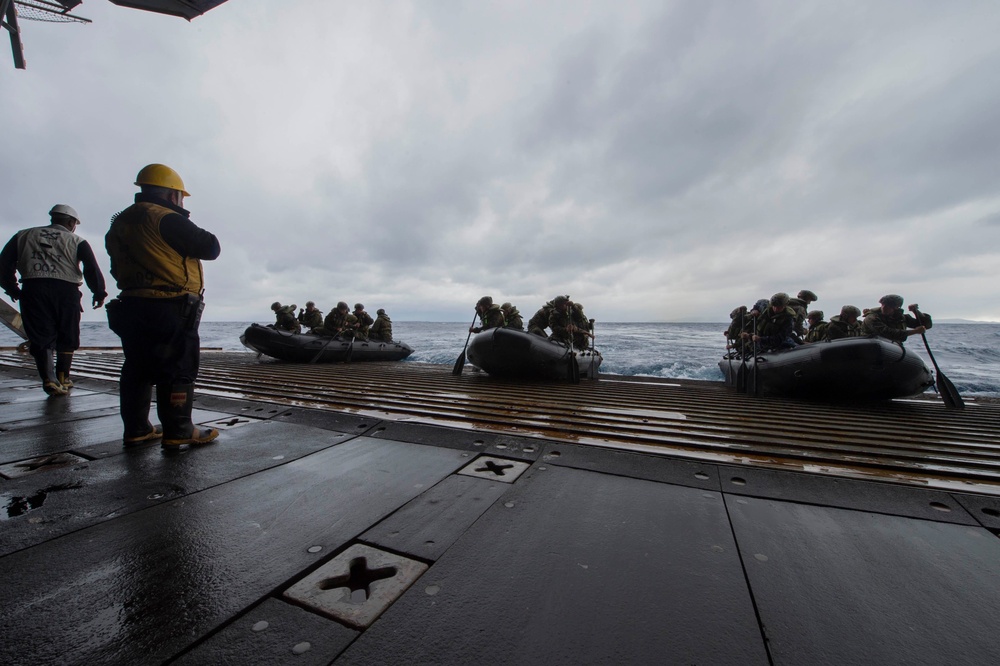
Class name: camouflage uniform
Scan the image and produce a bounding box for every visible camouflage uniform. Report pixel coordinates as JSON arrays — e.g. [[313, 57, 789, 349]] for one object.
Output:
[[825, 315, 861, 341], [298, 305, 323, 330], [570, 302, 592, 349], [803, 317, 828, 343], [501, 303, 524, 330], [527, 302, 554, 337], [750, 294, 796, 351], [370, 309, 393, 342], [475, 304, 505, 331], [314, 303, 359, 338], [272, 303, 301, 333], [862, 306, 931, 344], [353, 304, 374, 341]]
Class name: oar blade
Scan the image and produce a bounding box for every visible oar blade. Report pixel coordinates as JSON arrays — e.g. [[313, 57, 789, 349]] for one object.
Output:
[[736, 361, 747, 392], [936, 373, 965, 410], [452, 351, 466, 376], [569, 354, 580, 384]]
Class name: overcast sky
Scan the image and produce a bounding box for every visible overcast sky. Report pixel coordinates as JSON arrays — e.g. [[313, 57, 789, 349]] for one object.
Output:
[[2, 0, 999, 323]]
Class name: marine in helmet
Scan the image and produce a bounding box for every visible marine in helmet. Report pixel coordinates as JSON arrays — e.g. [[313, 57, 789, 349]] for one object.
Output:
[[353, 303, 374, 341], [527, 299, 556, 337], [548, 295, 581, 346], [500, 302, 524, 330], [861, 294, 931, 343], [370, 308, 393, 342], [0, 203, 107, 396], [742, 292, 796, 351], [298, 301, 323, 330], [787, 290, 818, 337], [470, 296, 505, 333], [314, 301, 359, 338], [104, 164, 221, 447], [825, 305, 862, 341], [803, 310, 828, 343], [271, 301, 301, 333], [569, 300, 594, 348]]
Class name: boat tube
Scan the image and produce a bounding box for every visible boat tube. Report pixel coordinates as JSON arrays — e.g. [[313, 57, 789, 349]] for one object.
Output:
[[719, 336, 934, 401], [240, 324, 413, 363], [466, 327, 602, 380]]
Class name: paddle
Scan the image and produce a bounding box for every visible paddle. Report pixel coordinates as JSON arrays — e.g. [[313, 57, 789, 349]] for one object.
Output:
[[736, 309, 748, 392], [452, 312, 479, 376], [345, 334, 356, 363], [587, 318, 597, 379], [911, 306, 964, 409], [309, 333, 340, 364], [749, 313, 759, 397], [566, 333, 581, 384]]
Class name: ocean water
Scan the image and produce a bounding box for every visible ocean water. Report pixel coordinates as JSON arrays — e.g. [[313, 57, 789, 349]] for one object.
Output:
[[3, 321, 998, 397]]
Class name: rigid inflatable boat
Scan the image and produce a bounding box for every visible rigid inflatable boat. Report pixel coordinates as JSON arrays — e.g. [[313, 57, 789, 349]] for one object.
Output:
[[719, 336, 934, 400], [466, 327, 602, 380], [241, 324, 413, 363]]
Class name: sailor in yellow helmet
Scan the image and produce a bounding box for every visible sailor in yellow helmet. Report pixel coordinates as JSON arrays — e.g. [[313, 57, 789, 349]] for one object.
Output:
[[105, 164, 221, 448]]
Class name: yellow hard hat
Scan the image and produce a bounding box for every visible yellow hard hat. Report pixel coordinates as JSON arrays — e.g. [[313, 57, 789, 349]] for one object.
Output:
[[134, 164, 190, 197]]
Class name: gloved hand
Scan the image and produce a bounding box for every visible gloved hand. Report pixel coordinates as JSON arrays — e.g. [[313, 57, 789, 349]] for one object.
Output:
[[93, 295, 106, 309]]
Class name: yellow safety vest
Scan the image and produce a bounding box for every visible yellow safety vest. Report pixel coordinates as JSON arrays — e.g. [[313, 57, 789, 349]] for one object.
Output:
[[106, 202, 204, 298]]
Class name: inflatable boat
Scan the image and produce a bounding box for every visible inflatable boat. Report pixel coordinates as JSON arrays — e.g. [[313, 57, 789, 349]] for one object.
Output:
[[240, 324, 413, 363], [466, 327, 602, 380], [719, 336, 934, 401]]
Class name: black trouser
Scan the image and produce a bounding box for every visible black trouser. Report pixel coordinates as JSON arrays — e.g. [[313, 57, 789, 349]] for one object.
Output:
[[107, 295, 201, 387], [20, 279, 82, 357]]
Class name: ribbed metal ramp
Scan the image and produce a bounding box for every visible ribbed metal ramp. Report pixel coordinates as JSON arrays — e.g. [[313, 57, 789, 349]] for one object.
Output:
[[3, 349, 999, 494]]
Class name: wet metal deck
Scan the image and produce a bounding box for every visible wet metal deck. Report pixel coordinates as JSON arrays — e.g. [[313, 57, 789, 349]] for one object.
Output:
[[1, 353, 999, 664]]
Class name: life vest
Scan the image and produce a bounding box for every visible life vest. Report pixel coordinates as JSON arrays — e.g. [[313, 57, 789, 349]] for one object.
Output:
[[106, 202, 204, 298], [16, 225, 83, 284]]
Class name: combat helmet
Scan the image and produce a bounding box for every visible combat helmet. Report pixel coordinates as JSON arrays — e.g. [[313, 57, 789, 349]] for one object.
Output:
[[770, 292, 790, 307], [354, 303, 364, 311], [807, 310, 824, 321], [841, 305, 862, 319], [879, 294, 904, 308], [477, 296, 493, 309], [797, 290, 818, 302]]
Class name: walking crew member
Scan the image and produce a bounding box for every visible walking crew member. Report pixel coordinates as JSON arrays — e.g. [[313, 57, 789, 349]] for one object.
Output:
[[0, 204, 107, 395], [105, 164, 221, 447]]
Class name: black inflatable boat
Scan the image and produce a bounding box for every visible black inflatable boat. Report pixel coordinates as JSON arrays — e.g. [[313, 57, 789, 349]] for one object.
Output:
[[719, 336, 934, 400], [240, 324, 413, 363], [466, 327, 602, 380]]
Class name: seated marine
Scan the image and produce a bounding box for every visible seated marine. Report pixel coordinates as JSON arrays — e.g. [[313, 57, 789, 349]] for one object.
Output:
[[548, 295, 587, 347], [271, 301, 301, 333], [470, 296, 505, 333], [569, 300, 594, 349], [803, 310, 828, 343], [861, 294, 931, 344], [787, 289, 818, 337], [353, 303, 374, 341], [298, 301, 323, 330], [825, 305, 862, 340], [370, 308, 393, 342], [527, 300, 556, 337], [501, 302, 524, 330], [742, 292, 796, 352], [312, 301, 359, 338]]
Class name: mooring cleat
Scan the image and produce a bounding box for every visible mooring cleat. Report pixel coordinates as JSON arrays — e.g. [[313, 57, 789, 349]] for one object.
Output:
[[162, 427, 219, 449], [123, 425, 163, 447], [43, 381, 68, 397]]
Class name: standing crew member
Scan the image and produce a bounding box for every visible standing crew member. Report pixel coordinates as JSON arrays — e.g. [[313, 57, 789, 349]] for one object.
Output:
[[0, 204, 107, 395], [105, 164, 221, 447]]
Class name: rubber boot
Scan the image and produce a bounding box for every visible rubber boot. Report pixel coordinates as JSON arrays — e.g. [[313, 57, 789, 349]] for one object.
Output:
[[157, 383, 218, 448], [121, 381, 162, 447], [34, 350, 67, 397], [56, 351, 74, 389]]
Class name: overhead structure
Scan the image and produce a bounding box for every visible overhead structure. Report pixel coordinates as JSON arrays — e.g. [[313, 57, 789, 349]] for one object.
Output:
[[3, 0, 230, 69]]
